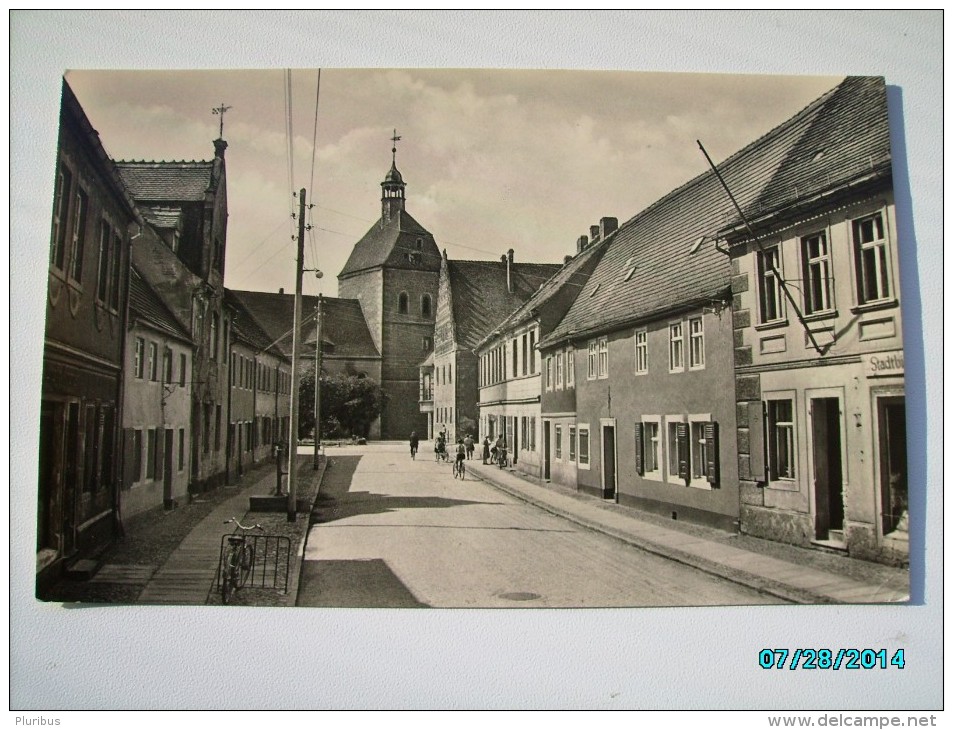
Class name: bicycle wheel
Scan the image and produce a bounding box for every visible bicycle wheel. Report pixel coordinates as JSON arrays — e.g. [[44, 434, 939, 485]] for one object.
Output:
[[459, 462, 465, 480], [238, 543, 255, 588], [221, 551, 238, 604]]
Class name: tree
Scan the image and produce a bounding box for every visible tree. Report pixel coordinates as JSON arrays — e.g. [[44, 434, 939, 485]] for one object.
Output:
[[299, 370, 384, 439]]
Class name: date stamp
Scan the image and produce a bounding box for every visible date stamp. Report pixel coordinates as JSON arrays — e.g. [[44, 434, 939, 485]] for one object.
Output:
[[759, 648, 905, 670]]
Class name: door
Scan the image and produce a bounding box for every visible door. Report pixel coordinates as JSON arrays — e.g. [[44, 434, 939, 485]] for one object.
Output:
[[512, 417, 518, 465], [602, 425, 616, 500], [811, 397, 844, 541], [163, 429, 175, 509], [878, 397, 907, 535], [543, 422, 551, 480]]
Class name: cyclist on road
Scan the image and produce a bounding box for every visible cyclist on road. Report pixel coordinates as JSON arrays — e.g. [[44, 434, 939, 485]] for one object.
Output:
[[409, 431, 419, 460], [455, 438, 467, 474]]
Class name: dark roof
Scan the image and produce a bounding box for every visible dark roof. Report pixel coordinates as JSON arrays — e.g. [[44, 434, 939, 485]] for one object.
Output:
[[446, 259, 562, 351], [740, 76, 891, 224], [129, 268, 192, 342], [544, 76, 884, 347], [224, 290, 281, 355], [477, 239, 610, 350], [140, 207, 183, 230], [114, 161, 214, 202], [338, 209, 442, 278], [227, 290, 380, 360]]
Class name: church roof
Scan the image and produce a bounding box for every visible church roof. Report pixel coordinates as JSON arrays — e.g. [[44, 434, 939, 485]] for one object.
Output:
[[114, 160, 215, 202], [227, 290, 380, 360], [446, 259, 562, 351], [338, 209, 442, 278], [129, 268, 192, 343]]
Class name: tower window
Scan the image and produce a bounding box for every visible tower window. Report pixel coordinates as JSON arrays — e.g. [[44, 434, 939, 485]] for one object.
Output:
[[416, 238, 423, 250], [398, 292, 409, 314], [421, 293, 432, 318]]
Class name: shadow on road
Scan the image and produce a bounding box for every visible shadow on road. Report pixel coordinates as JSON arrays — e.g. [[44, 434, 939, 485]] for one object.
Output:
[[311, 454, 494, 524], [296, 559, 429, 607]]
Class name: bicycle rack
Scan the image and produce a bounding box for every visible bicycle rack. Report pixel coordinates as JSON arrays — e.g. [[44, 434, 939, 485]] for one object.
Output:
[[216, 533, 292, 596]]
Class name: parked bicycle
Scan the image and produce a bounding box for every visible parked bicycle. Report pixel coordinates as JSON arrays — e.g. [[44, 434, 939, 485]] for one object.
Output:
[[220, 517, 263, 604]]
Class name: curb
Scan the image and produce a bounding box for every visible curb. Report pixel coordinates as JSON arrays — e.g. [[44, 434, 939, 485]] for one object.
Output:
[[285, 456, 328, 606], [467, 465, 837, 605]]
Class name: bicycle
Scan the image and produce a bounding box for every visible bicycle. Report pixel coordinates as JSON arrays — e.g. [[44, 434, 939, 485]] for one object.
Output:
[[453, 458, 466, 480], [220, 517, 263, 604], [496, 448, 509, 469]]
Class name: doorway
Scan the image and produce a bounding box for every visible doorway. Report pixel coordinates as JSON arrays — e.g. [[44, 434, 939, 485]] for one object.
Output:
[[878, 396, 907, 536], [602, 424, 616, 500], [811, 397, 844, 542], [511, 416, 518, 465]]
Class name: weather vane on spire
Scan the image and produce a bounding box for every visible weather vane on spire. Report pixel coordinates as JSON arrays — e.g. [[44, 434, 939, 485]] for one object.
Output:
[[212, 103, 232, 138], [391, 128, 401, 165]]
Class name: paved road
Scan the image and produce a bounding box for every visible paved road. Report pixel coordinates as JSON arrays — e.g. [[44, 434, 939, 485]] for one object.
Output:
[[297, 444, 785, 607]]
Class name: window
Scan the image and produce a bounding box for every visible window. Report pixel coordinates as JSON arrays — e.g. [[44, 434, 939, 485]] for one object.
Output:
[[96, 221, 111, 302], [216, 405, 222, 451], [179, 353, 187, 386], [802, 231, 833, 314], [853, 212, 891, 305], [109, 231, 122, 311], [546, 356, 553, 390], [578, 426, 590, 467], [666, 416, 687, 485], [757, 245, 785, 323], [555, 426, 562, 459], [587, 341, 597, 379], [566, 348, 574, 387], [766, 399, 796, 481], [148, 342, 158, 381], [398, 292, 409, 314], [689, 317, 705, 369], [635, 416, 662, 480], [688, 415, 717, 489], [421, 293, 432, 318], [522, 335, 528, 376], [569, 426, 576, 461], [529, 331, 536, 373], [635, 330, 647, 374], [422, 336, 432, 351], [598, 337, 608, 378], [512, 339, 518, 377], [530, 417, 536, 451], [134, 338, 145, 379], [50, 165, 72, 270], [416, 237, 423, 250], [163, 349, 173, 384], [669, 322, 684, 372], [68, 188, 89, 283], [178, 428, 185, 471], [555, 351, 564, 388]]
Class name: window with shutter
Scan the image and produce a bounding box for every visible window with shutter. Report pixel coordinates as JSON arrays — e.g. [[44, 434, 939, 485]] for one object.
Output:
[[705, 422, 719, 485], [676, 422, 689, 484]]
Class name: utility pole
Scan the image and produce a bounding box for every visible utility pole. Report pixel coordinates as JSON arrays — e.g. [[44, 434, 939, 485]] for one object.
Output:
[[287, 188, 307, 521], [313, 295, 323, 470]]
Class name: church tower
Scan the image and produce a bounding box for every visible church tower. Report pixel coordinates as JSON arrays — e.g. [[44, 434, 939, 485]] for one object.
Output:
[[338, 131, 441, 439]]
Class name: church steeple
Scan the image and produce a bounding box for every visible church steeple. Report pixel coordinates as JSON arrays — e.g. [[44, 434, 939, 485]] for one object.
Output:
[[381, 129, 406, 224]]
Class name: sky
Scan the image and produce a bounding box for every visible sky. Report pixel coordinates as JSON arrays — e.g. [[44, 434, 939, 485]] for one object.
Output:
[[64, 68, 842, 299]]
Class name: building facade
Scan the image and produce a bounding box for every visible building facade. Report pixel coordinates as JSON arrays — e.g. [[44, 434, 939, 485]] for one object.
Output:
[[724, 77, 906, 564], [37, 80, 143, 591]]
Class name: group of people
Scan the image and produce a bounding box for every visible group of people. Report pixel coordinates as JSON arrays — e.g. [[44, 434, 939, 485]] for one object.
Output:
[[408, 428, 508, 467]]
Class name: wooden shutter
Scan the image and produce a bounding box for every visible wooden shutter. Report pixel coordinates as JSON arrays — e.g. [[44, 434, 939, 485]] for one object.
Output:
[[634, 423, 644, 476], [154, 429, 164, 481], [122, 428, 136, 489], [676, 422, 689, 483], [705, 422, 719, 486], [748, 401, 767, 484]]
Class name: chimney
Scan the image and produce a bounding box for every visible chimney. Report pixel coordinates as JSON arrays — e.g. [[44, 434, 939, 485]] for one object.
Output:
[[564, 255, 573, 265], [576, 235, 589, 253], [590, 225, 601, 244], [600, 216, 618, 240], [502, 249, 514, 294], [279, 287, 284, 295]]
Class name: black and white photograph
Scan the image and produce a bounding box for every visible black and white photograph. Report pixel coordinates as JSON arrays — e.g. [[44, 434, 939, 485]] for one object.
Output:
[[10, 10, 941, 713]]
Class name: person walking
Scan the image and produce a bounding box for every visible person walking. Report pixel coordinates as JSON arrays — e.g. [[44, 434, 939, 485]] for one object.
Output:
[[464, 434, 474, 460], [409, 430, 419, 460], [482, 436, 491, 464]]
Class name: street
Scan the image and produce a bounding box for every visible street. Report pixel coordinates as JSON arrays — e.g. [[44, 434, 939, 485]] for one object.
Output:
[[297, 443, 784, 607]]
